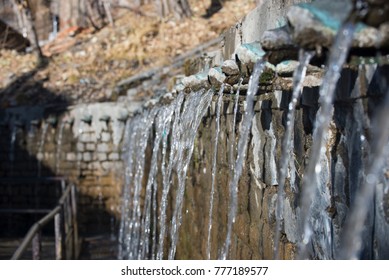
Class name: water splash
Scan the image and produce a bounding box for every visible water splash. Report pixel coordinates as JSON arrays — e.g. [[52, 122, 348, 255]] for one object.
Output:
[[206, 85, 225, 259], [298, 22, 355, 259], [168, 89, 213, 260], [273, 50, 314, 259], [221, 60, 265, 260], [37, 122, 49, 178]]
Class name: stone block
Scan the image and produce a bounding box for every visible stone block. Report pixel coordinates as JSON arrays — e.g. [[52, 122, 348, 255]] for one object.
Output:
[[100, 132, 111, 142], [79, 132, 95, 143], [97, 153, 107, 161], [101, 161, 113, 171], [108, 152, 120, 161], [86, 143, 96, 151], [97, 143, 110, 153], [76, 143, 85, 152], [66, 152, 77, 161]]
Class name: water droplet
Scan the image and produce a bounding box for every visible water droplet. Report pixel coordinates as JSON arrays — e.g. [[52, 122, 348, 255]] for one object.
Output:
[[315, 164, 322, 173]]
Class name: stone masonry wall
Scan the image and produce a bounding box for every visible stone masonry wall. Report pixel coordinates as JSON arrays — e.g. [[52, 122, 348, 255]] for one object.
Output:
[[173, 65, 389, 259], [0, 103, 132, 237]]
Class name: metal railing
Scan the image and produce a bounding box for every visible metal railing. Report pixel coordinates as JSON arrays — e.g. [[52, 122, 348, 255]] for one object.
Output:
[[10, 181, 79, 260]]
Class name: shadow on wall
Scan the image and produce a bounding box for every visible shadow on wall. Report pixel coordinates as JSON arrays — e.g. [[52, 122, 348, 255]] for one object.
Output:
[[0, 63, 120, 259]]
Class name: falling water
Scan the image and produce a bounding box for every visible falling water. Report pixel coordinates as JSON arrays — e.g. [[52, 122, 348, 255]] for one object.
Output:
[[151, 104, 174, 258], [37, 122, 49, 178], [127, 108, 158, 259], [139, 103, 175, 259], [206, 85, 225, 259], [298, 22, 356, 259], [118, 118, 138, 259], [221, 60, 265, 260], [273, 50, 314, 259], [157, 93, 185, 260], [168, 89, 213, 260], [55, 121, 66, 174], [338, 82, 389, 259], [229, 79, 243, 172]]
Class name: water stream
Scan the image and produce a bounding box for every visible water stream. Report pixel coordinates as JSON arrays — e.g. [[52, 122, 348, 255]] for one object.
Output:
[[157, 93, 185, 260], [118, 118, 138, 259], [56, 121, 65, 174], [139, 103, 175, 259], [221, 60, 265, 260], [168, 89, 213, 260], [127, 108, 158, 259], [273, 50, 314, 259], [338, 82, 389, 259], [229, 79, 243, 173], [298, 22, 356, 259], [37, 122, 49, 178], [206, 85, 225, 259]]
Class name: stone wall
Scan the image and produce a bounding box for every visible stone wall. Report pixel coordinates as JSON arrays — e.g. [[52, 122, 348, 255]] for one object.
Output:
[[172, 65, 389, 259], [0, 102, 134, 237]]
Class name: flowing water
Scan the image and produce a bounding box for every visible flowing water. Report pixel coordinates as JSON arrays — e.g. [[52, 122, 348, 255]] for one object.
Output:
[[206, 85, 224, 259], [139, 103, 175, 259], [273, 50, 314, 259], [37, 122, 49, 178], [127, 108, 158, 259], [56, 121, 65, 174], [229, 79, 243, 173], [119, 90, 212, 260], [221, 60, 265, 260], [118, 118, 138, 259], [168, 89, 213, 260], [338, 74, 389, 259], [157, 93, 185, 260], [298, 22, 356, 259]]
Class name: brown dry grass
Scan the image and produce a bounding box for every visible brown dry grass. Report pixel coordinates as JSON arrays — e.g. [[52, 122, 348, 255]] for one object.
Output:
[[0, 0, 256, 106]]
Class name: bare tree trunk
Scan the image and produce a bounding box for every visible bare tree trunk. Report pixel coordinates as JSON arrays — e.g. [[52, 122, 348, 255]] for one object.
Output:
[[12, 0, 44, 65], [102, 0, 115, 27], [156, 0, 192, 19]]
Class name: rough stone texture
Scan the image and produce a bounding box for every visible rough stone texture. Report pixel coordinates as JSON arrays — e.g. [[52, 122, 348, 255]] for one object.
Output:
[[153, 65, 389, 260], [222, 60, 240, 76], [287, 0, 389, 49], [208, 67, 226, 89], [261, 25, 294, 50], [182, 72, 210, 91]]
